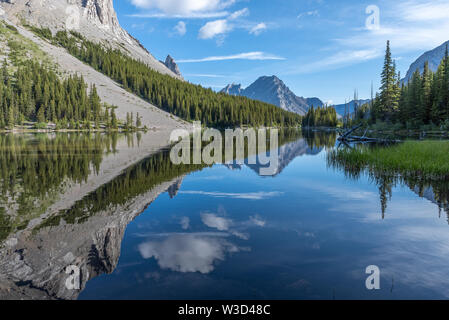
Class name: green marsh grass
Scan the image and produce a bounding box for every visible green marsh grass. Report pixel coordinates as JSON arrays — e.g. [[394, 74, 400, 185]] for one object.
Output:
[[328, 141, 449, 180]]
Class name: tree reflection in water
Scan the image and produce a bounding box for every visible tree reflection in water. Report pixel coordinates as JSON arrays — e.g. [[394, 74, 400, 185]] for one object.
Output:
[[328, 144, 449, 220]]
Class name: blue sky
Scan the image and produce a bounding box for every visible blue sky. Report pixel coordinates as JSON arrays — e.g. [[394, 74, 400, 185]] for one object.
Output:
[[114, 0, 449, 105]]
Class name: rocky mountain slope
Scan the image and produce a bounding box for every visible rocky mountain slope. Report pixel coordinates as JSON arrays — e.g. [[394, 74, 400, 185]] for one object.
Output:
[[221, 76, 323, 115], [0, 0, 179, 78], [403, 40, 449, 83], [0, 1, 189, 130]]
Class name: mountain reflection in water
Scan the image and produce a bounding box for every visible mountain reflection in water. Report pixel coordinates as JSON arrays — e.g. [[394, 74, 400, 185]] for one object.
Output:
[[1, 130, 449, 300]]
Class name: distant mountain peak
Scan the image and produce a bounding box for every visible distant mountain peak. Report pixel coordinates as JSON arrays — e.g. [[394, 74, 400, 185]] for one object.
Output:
[[262, 75, 280, 81], [220, 83, 243, 96], [163, 55, 182, 78], [221, 75, 323, 115]]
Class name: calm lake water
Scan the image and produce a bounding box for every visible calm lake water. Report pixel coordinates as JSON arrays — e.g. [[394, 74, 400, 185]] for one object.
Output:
[[1, 131, 449, 300]]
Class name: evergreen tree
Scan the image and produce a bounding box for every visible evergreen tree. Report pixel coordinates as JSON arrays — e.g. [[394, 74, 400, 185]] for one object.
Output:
[[379, 41, 401, 120], [136, 112, 142, 128]]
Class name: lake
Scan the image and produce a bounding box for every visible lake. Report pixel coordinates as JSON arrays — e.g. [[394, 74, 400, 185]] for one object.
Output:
[[0, 131, 448, 300]]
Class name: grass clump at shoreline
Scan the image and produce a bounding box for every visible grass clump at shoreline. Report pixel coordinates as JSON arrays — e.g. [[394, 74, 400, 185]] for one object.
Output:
[[328, 140, 449, 180]]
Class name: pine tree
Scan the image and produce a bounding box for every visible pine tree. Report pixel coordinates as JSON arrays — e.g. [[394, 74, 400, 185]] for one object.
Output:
[[110, 108, 118, 129], [136, 112, 142, 128], [7, 105, 14, 129], [379, 41, 400, 120], [1, 59, 8, 84], [442, 45, 449, 120], [420, 61, 433, 124]]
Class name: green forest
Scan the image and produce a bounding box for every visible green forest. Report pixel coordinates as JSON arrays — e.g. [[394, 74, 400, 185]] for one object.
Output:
[[30, 27, 303, 128], [360, 41, 449, 129], [302, 105, 338, 128], [0, 59, 118, 129]]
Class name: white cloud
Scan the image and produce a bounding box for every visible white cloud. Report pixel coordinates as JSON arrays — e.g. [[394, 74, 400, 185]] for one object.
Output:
[[178, 52, 286, 63], [180, 217, 190, 230], [249, 23, 267, 35], [401, 1, 449, 22], [180, 190, 283, 199], [129, 11, 228, 19], [199, 19, 232, 39], [320, 49, 380, 68], [201, 213, 232, 231], [138, 233, 243, 274], [173, 21, 187, 36], [130, 0, 235, 16], [228, 8, 249, 20], [297, 10, 319, 19], [197, 8, 260, 43], [249, 215, 266, 227], [288, 48, 381, 76]]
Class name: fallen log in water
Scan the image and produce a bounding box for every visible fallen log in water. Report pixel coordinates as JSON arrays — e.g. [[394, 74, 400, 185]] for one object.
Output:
[[338, 124, 363, 140], [338, 125, 401, 143], [342, 136, 401, 143]]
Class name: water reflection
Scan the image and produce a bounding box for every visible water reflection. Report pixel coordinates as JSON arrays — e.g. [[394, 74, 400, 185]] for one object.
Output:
[[228, 129, 334, 176], [0, 133, 119, 241], [0, 129, 309, 299], [3, 130, 449, 299], [138, 233, 246, 274], [327, 146, 449, 220]]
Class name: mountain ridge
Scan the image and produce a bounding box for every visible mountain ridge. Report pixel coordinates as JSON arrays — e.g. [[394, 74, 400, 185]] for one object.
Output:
[[402, 40, 449, 83], [221, 76, 324, 115]]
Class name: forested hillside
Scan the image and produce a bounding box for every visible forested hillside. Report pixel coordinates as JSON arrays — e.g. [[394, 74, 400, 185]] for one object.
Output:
[[0, 21, 123, 130], [30, 27, 302, 128], [362, 41, 449, 129], [0, 60, 115, 129]]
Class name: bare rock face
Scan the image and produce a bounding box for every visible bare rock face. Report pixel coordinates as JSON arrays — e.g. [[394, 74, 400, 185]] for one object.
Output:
[[84, 0, 117, 25], [163, 55, 182, 78], [0, 0, 180, 78]]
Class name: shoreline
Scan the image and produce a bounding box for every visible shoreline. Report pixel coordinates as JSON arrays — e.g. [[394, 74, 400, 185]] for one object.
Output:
[[0, 127, 151, 134]]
